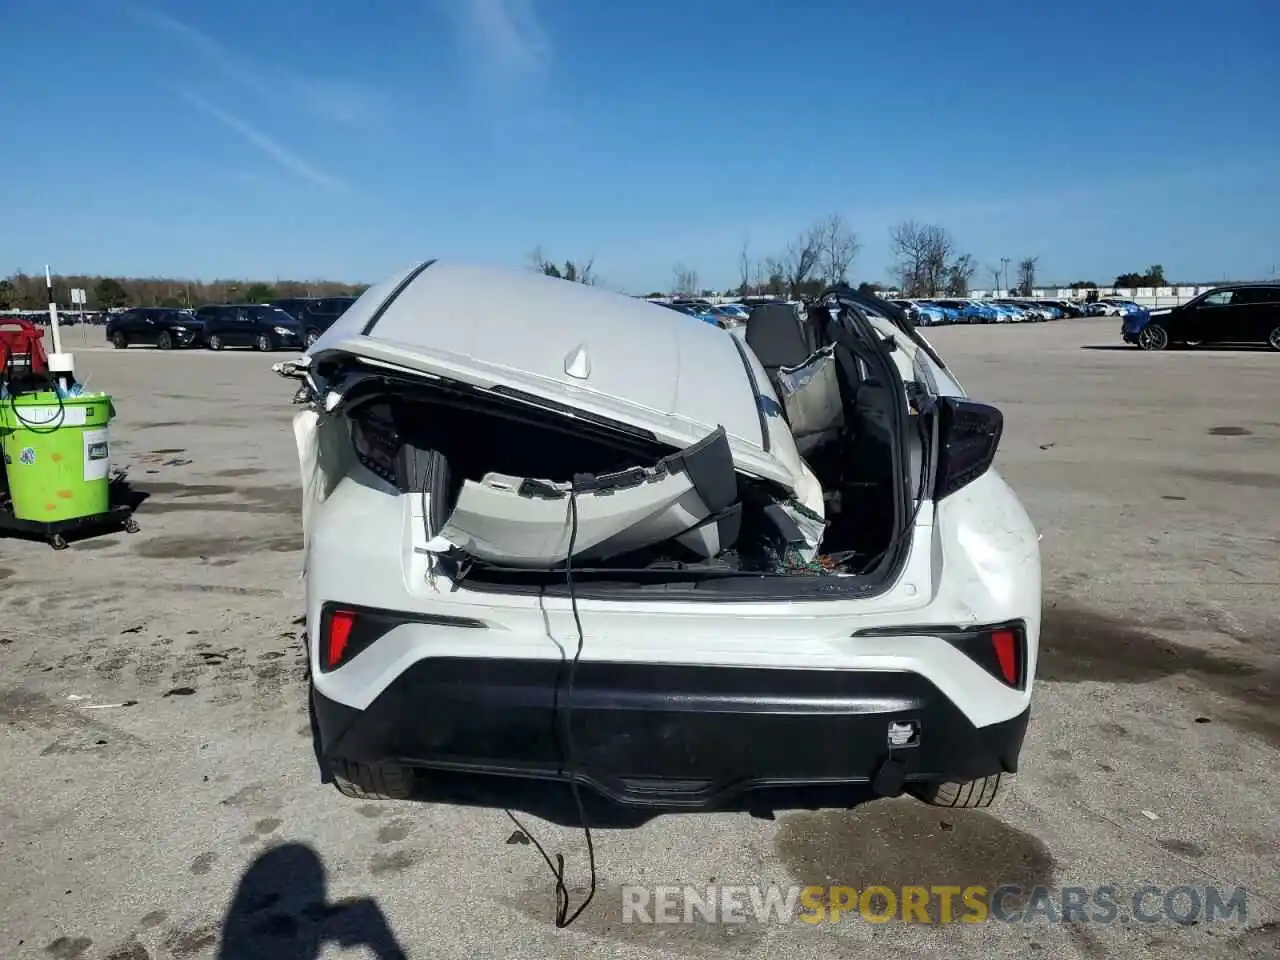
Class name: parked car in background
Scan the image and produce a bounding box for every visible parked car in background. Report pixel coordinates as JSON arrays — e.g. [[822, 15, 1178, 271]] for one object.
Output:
[[272, 296, 358, 347], [711, 303, 751, 324], [917, 300, 962, 324], [196, 304, 305, 351], [888, 299, 924, 325], [1126, 283, 1279, 351], [105, 307, 203, 349]]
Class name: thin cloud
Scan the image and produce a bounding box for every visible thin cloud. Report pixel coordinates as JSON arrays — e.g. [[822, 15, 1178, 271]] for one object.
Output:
[[123, 2, 381, 126], [172, 88, 346, 191], [446, 0, 551, 86]]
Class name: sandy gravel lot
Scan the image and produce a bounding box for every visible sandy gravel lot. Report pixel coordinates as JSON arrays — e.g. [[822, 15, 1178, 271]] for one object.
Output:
[[1, 318, 1276, 959]]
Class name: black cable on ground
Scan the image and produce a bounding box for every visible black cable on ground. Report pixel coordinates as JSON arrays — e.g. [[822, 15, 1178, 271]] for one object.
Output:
[[504, 488, 597, 928]]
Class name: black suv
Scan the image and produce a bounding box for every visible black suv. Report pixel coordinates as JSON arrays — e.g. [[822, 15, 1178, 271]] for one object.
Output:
[[271, 296, 357, 347], [1131, 284, 1280, 351], [194, 304, 304, 352], [105, 308, 203, 349]]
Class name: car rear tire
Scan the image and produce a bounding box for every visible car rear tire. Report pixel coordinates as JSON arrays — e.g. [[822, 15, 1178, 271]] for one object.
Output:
[[330, 758, 414, 800], [909, 774, 1006, 809], [207, 334, 223, 351], [255, 334, 273, 352], [110, 331, 128, 349], [1137, 323, 1169, 351], [305, 328, 320, 347], [1269, 326, 1280, 352], [157, 331, 174, 350]]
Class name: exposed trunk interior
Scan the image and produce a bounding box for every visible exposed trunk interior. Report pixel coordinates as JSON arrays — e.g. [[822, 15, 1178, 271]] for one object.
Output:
[[334, 317, 914, 596]]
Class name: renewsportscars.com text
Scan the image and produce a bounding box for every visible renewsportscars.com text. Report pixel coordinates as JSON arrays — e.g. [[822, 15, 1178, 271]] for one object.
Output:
[[621, 884, 1249, 926]]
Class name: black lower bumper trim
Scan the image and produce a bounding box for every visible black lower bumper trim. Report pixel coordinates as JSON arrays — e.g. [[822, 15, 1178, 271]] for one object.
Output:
[[313, 658, 1029, 809]]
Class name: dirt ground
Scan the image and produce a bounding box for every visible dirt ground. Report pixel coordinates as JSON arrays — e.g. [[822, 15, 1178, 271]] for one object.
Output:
[[1, 318, 1277, 959]]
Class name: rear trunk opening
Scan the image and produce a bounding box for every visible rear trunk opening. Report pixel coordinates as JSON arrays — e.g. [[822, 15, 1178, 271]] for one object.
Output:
[[313, 297, 923, 601]]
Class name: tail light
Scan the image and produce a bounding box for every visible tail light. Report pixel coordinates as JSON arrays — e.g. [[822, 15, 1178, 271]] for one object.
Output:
[[934, 396, 1004, 499], [851, 621, 1028, 690], [947, 623, 1027, 689], [318, 603, 488, 673]]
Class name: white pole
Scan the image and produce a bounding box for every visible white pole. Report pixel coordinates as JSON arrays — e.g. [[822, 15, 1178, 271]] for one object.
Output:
[[44, 264, 74, 391], [46, 265, 64, 355]]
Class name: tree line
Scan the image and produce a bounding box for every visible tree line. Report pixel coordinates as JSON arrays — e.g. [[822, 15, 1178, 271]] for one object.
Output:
[[0, 272, 370, 311], [0, 252, 1182, 314], [533, 216, 986, 300]]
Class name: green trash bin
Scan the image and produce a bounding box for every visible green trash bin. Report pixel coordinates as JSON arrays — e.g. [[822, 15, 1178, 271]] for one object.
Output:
[[0, 391, 115, 522]]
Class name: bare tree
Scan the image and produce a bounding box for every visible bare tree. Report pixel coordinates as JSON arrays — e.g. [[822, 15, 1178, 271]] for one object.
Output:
[[671, 263, 699, 297], [987, 265, 1003, 294], [526, 245, 596, 284], [813, 214, 860, 285], [946, 253, 977, 296], [769, 225, 822, 299], [1016, 257, 1039, 295], [890, 221, 954, 297], [738, 235, 752, 296]]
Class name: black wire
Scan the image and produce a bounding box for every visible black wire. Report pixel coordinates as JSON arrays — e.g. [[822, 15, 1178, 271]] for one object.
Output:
[[7, 371, 66, 433], [503, 488, 597, 929]]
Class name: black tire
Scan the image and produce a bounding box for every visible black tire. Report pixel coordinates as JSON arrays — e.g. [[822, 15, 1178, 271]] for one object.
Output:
[[1269, 326, 1280, 352], [110, 331, 128, 349], [909, 774, 1006, 809], [157, 331, 174, 350], [330, 758, 414, 800], [255, 333, 273, 352], [1137, 322, 1169, 351], [207, 334, 224, 351], [304, 328, 321, 348]]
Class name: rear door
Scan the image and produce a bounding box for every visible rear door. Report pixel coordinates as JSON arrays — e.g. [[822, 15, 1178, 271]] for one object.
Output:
[[227, 307, 255, 346], [1235, 286, 1280, 344]]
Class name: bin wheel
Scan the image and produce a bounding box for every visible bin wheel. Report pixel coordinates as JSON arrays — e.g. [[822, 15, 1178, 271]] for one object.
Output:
[[124, 518, 140, 534], [49, 534, 68, 550]]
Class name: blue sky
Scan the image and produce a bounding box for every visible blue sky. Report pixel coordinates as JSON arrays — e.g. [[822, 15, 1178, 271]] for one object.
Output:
[[2, 0, 1277, 292]]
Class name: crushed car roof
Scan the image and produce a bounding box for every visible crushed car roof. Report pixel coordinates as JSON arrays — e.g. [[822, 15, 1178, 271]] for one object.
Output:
[[310, 260, 811, 493]]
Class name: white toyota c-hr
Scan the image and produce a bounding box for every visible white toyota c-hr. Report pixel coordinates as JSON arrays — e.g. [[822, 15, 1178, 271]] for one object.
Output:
[[277, 261, 1041, 813]]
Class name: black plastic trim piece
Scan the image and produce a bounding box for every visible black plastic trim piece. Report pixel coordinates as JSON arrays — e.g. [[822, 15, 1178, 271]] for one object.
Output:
[[727, 332, 772, 452], [934, 397, 1004, 500], [317, 601, 486, 674], [852, 619, 1029, 691], [311, 658, 1031, 809], [359, 259, 437, 336]]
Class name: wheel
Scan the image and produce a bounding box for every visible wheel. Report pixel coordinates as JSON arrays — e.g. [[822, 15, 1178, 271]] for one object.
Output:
[[157, 331, 174, 350], [124, 518, 140, 534], [330, 757, 414, 800], [207, 334, 223, 351], [1269, 326, 1280, 352], [255, 334, 273, 352], [304, 328, 321, 348], [49, 534, 68, 550], [1137, 322, 1169, 351], [110, 331, 128, 349], [909, 774, 1006, 809]]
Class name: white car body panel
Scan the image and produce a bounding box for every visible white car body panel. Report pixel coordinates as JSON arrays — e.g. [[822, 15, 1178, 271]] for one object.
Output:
[[293, 264, 1042, 787], [309, 262, 806, 497]]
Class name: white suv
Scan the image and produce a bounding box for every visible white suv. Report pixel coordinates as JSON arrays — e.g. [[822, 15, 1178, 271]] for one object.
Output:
[[278, 263, 1041, 812]]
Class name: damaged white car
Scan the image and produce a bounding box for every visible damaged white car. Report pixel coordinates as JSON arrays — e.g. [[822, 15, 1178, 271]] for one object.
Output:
[[278, 260, 1041, 812]]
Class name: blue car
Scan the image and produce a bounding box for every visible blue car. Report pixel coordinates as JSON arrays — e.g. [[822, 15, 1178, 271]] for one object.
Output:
[[895, 300, 944, 325], [918, 300, 962, 324], [710, 304, 750, 324], [1119, 304, 1156, 345]]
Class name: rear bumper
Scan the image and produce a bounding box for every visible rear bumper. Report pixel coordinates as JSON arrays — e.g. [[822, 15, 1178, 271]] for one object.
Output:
[[313, 658, 1030, 809]]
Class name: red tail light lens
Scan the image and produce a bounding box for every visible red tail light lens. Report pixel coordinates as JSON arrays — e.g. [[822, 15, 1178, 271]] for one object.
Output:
[[317, 603, 489, 673], [990, 628, 1019, 686], [326, 609, 357, 669]]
